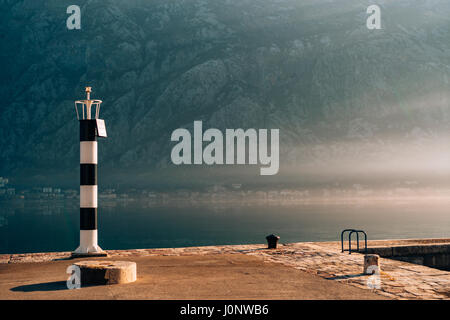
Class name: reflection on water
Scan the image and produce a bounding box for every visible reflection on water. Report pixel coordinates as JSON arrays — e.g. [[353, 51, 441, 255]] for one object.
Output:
[[0, 199, 449, 254]]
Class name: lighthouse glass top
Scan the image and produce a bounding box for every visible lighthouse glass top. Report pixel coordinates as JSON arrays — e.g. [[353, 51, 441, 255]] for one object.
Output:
[[74, 87, 103, 120]]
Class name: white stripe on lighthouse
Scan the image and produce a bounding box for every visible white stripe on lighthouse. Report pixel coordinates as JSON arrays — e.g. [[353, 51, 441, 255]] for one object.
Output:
[[80, 141, 98, 164], [78, 230, 100, 252], [80, 185, 98, 208]]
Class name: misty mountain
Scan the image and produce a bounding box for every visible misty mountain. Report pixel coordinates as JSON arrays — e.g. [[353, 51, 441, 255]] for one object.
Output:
[[2, 0, 450, 188]]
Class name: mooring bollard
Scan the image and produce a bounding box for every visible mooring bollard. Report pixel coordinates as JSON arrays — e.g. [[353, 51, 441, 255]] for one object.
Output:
[[364, 254, 381, 274], [266, 234, 280, 249]]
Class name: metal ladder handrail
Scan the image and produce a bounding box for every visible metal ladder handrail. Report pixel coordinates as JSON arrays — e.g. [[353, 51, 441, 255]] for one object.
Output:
[[341, 229, 368, 254]]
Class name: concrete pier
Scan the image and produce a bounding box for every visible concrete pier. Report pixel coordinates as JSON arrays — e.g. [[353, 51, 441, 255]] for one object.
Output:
[[0, 238, 449, 300]]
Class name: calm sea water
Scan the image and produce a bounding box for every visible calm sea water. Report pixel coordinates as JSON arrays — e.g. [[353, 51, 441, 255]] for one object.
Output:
[[0, 200, 449, 254]]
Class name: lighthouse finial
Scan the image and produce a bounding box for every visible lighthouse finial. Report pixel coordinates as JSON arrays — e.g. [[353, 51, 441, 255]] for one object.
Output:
[[85, 87, 92, 100]]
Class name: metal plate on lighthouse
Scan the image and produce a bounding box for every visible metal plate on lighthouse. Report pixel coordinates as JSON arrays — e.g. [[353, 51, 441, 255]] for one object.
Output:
[[95, 119, 107, 138]]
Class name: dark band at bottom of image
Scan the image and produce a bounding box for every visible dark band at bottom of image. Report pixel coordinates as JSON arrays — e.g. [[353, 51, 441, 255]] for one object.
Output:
[[2, 300, 446, 318]]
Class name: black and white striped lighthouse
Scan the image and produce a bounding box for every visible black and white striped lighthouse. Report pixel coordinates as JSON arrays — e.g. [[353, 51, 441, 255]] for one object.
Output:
[[72, 87, 107, 257]]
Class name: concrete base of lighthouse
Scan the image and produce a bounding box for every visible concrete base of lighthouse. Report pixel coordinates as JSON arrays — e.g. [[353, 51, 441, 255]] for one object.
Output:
[[72, 230, 107, 258]]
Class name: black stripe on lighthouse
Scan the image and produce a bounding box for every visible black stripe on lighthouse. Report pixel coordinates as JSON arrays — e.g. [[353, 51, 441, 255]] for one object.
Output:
[[80, 120, 98, 141], [80, 208, 98, 230], [80, 164, 97, 185]]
